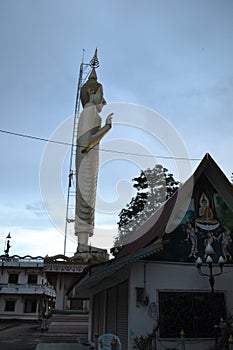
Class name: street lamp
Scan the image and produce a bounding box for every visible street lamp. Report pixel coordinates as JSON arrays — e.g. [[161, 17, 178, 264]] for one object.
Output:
[[4, 233, 11, 257], [195, 243, 225, 292]]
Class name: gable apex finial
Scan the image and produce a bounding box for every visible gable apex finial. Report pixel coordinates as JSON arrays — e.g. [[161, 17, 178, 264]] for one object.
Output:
[[89, 48, 99, 68]]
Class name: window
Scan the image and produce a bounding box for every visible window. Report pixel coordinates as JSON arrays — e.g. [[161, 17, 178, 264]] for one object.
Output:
[[5, 300, 16, 312], [70, 299, 84, 310], [8, 273, 18, 284], [28, 274, 38, 284], [159, 291, 226, 338], [24, 299, 37, 313], [136, 287, 145, 303], [136, 287, 148, 306]]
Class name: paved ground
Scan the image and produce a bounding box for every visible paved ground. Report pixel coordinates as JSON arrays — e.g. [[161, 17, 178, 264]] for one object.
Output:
[[0, 321, 91, 350]]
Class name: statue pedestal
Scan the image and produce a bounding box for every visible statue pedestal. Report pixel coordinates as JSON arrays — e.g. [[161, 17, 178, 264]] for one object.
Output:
[[76, 244, 109, 262], [44, 248, 109, 311], [44, 255, 88, 310]]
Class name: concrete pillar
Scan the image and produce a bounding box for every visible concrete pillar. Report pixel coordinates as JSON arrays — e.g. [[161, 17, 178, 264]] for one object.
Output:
[[55, 274, 65, 310]]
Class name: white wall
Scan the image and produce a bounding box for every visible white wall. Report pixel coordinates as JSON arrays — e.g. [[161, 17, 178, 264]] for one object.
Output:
[[129, 261, 233, 350], [0, 261, 55, 320], [0, 267, 43, 285]]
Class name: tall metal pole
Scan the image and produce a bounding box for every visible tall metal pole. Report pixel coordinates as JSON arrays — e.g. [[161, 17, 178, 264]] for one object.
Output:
[[63, 50, 86, 256], [63, 49, 99, 256]]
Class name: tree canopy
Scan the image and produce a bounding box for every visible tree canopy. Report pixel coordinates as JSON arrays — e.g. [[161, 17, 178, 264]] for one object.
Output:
[[114, 164, 180, 247]]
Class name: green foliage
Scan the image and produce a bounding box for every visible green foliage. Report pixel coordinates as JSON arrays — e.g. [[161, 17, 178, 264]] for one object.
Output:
[[133, 334, 153, 350], [133, 325, 158, 350], [208, 315, 233, 350], [114, 164, 180, 246], [214, 195, 233, 230]]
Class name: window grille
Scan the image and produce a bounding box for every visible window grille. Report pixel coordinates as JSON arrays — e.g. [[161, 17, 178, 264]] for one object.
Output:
[[158, 291, 226, 338]]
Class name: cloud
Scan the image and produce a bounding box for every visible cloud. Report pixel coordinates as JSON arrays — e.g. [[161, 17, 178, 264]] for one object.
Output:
[[0, 226, 72, 257], [1, 0, 233, 259], [91, 225, 118, 251], [0, 223, 117, 258], [25, 201, 46, 216]]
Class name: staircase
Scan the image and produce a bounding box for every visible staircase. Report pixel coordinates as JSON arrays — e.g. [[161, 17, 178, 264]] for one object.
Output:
[[47, 312, 89, 334]]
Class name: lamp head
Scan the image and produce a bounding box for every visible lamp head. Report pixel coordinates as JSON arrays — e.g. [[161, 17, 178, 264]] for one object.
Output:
[[205, 243, 215, 256], [218, 256, 225, 268], [206, 255, 213, 264], [195, 257, 203, 269]]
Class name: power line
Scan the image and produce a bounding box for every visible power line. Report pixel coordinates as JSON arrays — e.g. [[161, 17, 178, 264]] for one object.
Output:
[[0, 128, 71, 146], [0, 128, 201, 161]]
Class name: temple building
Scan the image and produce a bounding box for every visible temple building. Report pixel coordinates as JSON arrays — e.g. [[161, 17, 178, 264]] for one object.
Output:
[[0, 255, 55, 321], [71, 153, 233, 350]]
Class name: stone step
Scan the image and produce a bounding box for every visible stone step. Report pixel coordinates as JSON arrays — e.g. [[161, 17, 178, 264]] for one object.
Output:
[[51, 314, 88, 320], [47, 314, 89, 334], [48, 323, 88, 334]]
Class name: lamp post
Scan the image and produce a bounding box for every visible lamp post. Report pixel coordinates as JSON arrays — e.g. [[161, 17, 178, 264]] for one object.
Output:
[[4, 233, 11, 257], [195, 243, 225, 292]]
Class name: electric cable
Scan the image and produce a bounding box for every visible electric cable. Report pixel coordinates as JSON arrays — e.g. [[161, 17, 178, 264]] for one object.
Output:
[[0, 128, 201, 161]]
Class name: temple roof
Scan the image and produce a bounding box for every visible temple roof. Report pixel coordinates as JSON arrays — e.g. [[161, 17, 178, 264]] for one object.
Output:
[[116, 153, 233, 259]]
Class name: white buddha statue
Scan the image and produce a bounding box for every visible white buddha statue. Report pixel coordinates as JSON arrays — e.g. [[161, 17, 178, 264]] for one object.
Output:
[[75, 68, 113, 251]]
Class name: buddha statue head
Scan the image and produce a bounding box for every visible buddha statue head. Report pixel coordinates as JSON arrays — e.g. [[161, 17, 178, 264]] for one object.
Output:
[[80, 68, 106, 111]]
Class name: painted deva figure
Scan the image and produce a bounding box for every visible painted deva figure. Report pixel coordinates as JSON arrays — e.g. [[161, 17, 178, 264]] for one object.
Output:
[[185, 222, 198, 258], [75, 68, 113, 251]]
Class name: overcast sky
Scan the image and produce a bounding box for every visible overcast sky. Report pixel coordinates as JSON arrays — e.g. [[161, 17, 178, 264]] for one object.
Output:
[[1, 0, 233, 257]]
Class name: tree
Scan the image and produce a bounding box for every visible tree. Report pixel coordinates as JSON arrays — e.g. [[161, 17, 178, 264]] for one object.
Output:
[[114, 164, 180, 247]]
